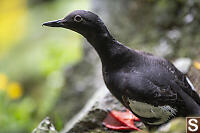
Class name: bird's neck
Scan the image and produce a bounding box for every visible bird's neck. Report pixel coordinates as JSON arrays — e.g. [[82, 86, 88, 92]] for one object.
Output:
[[85, 31, 133, 69]]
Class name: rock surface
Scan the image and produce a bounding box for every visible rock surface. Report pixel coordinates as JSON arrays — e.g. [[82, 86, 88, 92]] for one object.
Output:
[[61, 87, 128, 133]]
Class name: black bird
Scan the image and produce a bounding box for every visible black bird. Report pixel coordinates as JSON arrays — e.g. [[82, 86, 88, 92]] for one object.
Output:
[[43, 10, 200, 129]]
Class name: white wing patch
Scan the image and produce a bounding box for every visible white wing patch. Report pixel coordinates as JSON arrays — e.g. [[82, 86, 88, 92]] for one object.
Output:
[[128, 99, 177, 125], [186, 77, 196, 91]]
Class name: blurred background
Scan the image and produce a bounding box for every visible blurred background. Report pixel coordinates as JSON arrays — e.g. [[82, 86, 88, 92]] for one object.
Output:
[[0, 0, 199, 133]]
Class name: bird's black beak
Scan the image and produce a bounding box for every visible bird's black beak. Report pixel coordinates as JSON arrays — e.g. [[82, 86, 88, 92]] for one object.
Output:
[[42, 19, 65, 27]]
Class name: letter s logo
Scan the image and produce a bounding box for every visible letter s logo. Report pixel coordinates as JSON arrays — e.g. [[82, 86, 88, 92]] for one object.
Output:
[[188, 119, 198, 132]]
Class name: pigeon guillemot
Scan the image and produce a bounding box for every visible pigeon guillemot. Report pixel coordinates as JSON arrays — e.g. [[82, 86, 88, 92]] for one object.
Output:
[[43, 10, 200, 130]]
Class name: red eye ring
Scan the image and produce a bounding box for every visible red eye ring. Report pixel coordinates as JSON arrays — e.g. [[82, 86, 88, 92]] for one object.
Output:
[[74, 15, 83, 22]]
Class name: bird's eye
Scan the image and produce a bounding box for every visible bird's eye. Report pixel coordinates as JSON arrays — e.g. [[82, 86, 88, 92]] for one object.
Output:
[[74, 15, 83, 22]]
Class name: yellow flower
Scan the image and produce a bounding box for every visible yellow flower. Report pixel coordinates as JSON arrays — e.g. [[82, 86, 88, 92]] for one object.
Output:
[[7, 82, 23, 100], [193, 61, 200, 70], [0, 0, 27, 56], [0, 74, 8, 90]]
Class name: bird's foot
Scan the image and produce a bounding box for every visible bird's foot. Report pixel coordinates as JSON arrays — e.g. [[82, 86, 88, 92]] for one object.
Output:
[[103, 109, 141, 131]]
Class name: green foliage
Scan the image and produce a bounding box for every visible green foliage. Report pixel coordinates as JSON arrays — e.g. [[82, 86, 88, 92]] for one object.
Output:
[[0, 95, 36, 133], [38, 71, 65, 117], [0, 0, 89, 132], [40, 34, 82, 76]]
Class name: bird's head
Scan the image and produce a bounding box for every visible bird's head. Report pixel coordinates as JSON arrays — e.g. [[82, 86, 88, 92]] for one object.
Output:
[[43, 10, 108, 38]]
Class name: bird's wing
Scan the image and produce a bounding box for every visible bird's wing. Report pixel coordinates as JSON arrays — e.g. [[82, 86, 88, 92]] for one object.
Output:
[[136, 55, 200, 106], [124, 75, 180, 107], [122, 76, 180, 125], [161, 59, 200, 105], [124, 74, 200, 116]]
